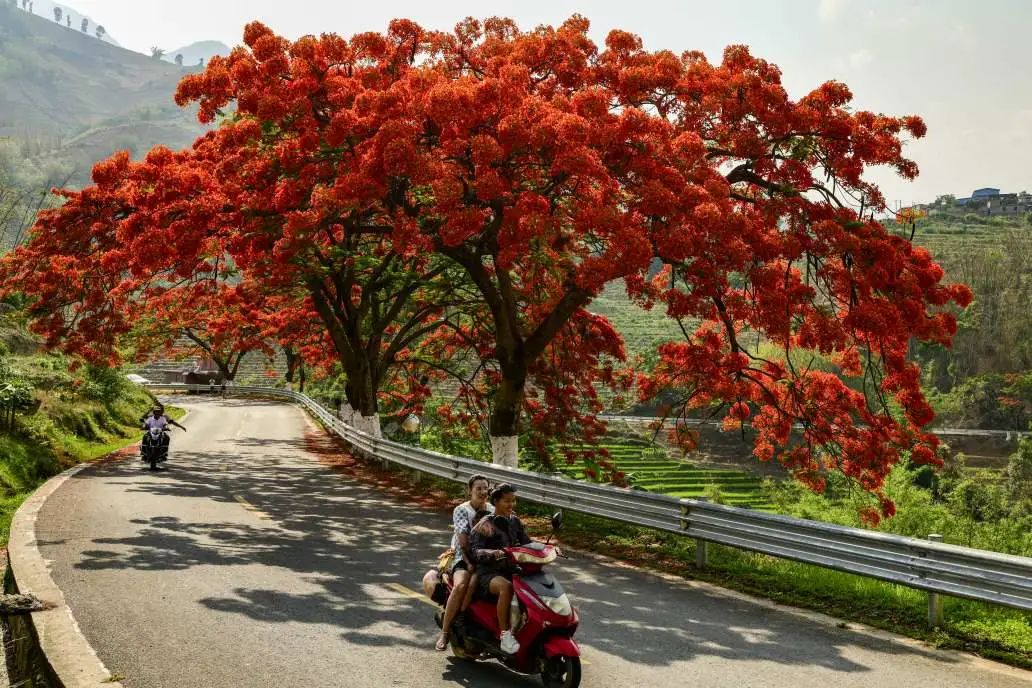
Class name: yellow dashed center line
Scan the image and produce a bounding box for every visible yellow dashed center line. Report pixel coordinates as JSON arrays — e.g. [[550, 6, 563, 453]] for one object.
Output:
[[233, 494, 270, 520], [384, 582, 438, 607]]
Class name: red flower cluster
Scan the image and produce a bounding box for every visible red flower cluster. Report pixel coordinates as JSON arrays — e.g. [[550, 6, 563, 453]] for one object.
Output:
[[0, 16, 970, 513]]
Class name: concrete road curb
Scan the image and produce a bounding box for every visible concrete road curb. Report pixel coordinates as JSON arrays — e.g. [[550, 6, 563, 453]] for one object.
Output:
[[9, 462, 124, 688]]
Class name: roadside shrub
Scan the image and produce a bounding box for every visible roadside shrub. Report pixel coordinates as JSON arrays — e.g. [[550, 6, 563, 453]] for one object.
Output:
[[17, 414, 56, 448], [762, 458, 1032, 556], [1004, 434, 1032, 513], [80, 363, 129, 403], [701, 483, 726, 505], [927, 373, 1032, 429]]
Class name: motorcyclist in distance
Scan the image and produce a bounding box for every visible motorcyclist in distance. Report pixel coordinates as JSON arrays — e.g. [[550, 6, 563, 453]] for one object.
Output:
[[139, 404, 186, 459], [140, 403, 187, 431]]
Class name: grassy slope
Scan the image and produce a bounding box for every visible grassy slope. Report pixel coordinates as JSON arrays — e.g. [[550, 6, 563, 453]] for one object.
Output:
[[587, 281, 686, 364], [0, 344, 175, 544], [0, 2, 205, 188]]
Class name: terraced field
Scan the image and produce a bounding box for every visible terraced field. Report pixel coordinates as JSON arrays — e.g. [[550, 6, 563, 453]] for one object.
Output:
[[587, 281, 686, 362], [544, 440, 773, 509], [914, 227, 1006, 260]]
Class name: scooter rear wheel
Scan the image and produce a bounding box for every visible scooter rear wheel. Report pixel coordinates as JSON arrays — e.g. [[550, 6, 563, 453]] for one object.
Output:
[[541, 655, 581, 688]]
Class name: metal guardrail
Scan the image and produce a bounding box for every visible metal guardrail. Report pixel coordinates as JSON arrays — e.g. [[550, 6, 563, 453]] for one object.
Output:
[[599, 414, 1031, 441], [148, 383, 1032, 621]]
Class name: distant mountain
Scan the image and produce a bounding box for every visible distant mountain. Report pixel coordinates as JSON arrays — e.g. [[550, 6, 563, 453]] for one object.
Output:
[[164, 40, 231, 67], [7, 0, 119, 45], [0, 2, 207, 190]]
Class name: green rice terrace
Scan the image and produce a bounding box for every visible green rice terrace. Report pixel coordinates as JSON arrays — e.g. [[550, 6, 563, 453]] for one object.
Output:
[[535, 438, 773, 510]]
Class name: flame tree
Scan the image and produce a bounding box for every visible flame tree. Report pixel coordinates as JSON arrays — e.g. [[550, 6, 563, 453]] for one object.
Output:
[[2, 18, 969, 508]]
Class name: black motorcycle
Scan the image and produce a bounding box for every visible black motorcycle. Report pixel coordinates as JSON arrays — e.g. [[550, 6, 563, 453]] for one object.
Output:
[[141, 426, 170, 471]]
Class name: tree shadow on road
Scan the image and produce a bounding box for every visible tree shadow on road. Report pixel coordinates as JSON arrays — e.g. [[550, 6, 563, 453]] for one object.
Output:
[[47, 422, 973, 684]]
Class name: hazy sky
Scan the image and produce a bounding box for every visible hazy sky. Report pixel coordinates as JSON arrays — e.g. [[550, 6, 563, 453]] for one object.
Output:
[[60, 0, 1032, 208]]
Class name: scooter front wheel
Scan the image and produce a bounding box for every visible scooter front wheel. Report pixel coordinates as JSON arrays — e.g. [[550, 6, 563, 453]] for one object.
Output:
[[541, 655, 580, 688]]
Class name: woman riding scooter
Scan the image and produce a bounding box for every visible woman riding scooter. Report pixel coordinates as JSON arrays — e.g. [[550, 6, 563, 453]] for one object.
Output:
[[434, 495, 581, 686], [470, 483, 531, 655]]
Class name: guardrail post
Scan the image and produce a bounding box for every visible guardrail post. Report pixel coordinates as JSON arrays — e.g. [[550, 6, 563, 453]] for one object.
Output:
[[695, 497, 709, 569], [680, 499, 708, 568], [696, 538, 709, 568], [927, 534, 944, 627]]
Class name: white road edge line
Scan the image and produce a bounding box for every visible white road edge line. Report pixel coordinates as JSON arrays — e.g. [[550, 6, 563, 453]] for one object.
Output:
[[9, 462, 126, 688]]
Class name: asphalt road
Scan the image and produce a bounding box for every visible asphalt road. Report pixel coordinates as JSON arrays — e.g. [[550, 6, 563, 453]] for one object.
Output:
[[34, 398, 1030, 688]]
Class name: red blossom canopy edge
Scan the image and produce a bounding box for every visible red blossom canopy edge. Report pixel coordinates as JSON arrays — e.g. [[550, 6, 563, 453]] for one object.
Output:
[[1, 17, 972, 514]]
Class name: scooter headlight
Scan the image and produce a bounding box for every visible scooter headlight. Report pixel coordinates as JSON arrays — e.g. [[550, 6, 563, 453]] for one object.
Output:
[[542, 593, 572, 617]]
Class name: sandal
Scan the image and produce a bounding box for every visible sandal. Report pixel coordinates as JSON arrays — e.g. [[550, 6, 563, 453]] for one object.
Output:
[[435, 632, 448, 651]]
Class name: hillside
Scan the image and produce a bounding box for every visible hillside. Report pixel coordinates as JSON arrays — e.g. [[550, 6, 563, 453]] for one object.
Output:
[[164, 40, 231, 66], [20, 0, 120, 45], [0, 1, 206, 189]]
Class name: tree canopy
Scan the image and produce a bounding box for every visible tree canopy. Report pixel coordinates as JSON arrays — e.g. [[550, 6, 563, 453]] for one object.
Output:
[[0, 16, 972, 517]]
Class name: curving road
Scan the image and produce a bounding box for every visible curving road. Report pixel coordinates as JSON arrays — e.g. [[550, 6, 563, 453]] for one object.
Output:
[[34, 398, 1030, 687]]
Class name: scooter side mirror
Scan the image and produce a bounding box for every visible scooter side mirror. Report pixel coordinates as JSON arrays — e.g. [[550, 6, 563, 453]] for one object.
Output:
[[551, 511, 564, 531]]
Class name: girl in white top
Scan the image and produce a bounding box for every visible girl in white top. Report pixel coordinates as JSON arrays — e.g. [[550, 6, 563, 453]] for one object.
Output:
[[436, 474, 492, 650]]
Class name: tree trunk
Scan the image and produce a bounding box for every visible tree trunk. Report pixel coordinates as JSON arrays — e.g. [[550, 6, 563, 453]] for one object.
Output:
[[343, 356, 380, 438], [338, 400, 355, 425], [283, 345, 300, 383], [308, 282, 381, 421], [354, 414, 382, 438], [216, 358, 232, 383], [490, 435, 519, 468], [489, 365, 526, 467]]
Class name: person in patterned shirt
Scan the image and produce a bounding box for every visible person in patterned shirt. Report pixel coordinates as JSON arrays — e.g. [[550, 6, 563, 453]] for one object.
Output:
[[436, 474, 492, 651]]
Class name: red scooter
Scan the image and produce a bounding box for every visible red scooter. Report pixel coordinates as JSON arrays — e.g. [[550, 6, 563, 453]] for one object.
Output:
[[434, 512, 581, 687]]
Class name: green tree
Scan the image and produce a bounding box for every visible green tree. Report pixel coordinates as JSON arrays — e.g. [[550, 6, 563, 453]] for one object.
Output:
[[914, 231, 1032, 389], [1005, 433, 1032, 511], [0, 357, 34, 432]]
